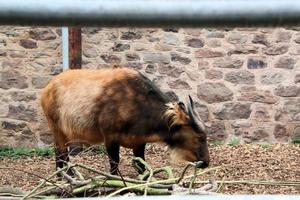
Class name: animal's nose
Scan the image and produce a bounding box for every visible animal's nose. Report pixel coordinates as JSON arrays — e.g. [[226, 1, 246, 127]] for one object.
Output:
[[198, 161, 209, 168]]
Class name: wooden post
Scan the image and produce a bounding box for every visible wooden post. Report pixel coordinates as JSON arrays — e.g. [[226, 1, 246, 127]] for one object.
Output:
[[68, 27, 82, 69]]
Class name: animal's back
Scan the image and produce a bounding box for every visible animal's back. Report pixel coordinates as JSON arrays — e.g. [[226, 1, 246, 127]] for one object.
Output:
[[41, 68, 168, 146]]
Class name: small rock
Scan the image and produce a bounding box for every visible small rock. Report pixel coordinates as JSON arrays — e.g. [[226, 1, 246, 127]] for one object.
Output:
[[32, 76, 52, 89], [295, 74, 300, 84], [170, 53, 191, 64], [50, 66, 63, 75], [228, 45, 258, 55], [214, 102, 252, 120], [275, 56, 296, 69], [254, 106, 270, 121], [261, 72, 283, 85], [112, 43, 130, 52], [29, 29, 56, 40], [19, 39, 37, 49], [207, 121, 227, 141], [8, 104, 37, 122], [263, 45, 289, 55], [206, 31, 225, 38], [205, 69, 223, 80], [185, 38, 204, 48], [197, 82, 233, 103], [125, 62, 143, 70], [274, 85, 299, 97], [224, 70, 255, 85], [163, 33, 180, 46], [145, 64, 157, 74], [276, 31, 292, 43], [121, 31, 142, 40], [252, 34, 269, 46], [195, 49, 224, 58], [247, 129, 269, 142], [0, 70, 28, 89], [247, 58, 267, 69], [273, 124, 289, 142], [237, 90, 279, 104], [125, 53, 140, 61], [158, 65, 184, 78], [227, 32, 247, 44], [101, 54, 121, 64], [1, 120, 27, 132], [213, 57, 244, 69], [143, 53, 170, 64], [168, 79, 191, 90], [0, 50, 7, 57], [9, 91, 37, 101]]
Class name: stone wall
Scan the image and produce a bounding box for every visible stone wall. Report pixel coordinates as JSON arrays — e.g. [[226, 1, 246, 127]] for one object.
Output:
[[1, 26, 300, 147]]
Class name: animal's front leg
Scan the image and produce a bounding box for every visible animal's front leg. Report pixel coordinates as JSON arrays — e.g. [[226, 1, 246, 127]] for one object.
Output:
[[133, 143, 146, 174], [106, 142, 120, 175]]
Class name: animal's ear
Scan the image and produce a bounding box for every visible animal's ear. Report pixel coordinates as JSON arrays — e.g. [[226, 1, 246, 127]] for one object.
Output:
[[164, 102, 190, 129]]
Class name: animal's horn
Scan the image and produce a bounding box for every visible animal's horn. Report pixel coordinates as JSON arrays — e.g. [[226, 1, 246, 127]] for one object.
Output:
[[187, 95, 206, 132]]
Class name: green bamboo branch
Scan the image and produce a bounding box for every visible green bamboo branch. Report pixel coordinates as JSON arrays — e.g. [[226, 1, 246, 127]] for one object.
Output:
[[195, 180, 300, 186]]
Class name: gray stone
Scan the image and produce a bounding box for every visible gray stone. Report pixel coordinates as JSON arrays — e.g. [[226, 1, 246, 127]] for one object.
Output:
[[164, 91, 179, 101], [32, 76, 52, 89], [121, 31, 142, 40], [231, 121, 252, 137], [213, 57, 244, 69], [125, 53, 140, 61], [252, 34, 269, 46], [295, 74, 300, 84], [275, 99, 300, 122], [254, 106, 270, 121], [237, 91, 279, 104], [227, 32, 247, 44], [214, 102, 252, 120], [0, 50, 7, 57], [0, 70, 28, 89], [1, 120, 27, 132], [154, 44, 172, 51], [8, 104, 37, 122], [9, 51, 26, 58], [294, 36, 300, 44], [275, 56, 296, 69], [185, 38, 204, 48], [224, 70, 255, 85], [207, 121, 227, 141], [245, 129, 269, 143], [164, 33, 179, 46], [50, 66, 63, 75], [276, 31, 292, 43], [205, 69, 223, 80], [112, 43, 130, 52], [274, 85, 299, 97], [228, 45, 258, 55], [261, 72, 283, 85], [197, 82, 233, 103], [198, 60, 210, 70], [9, 91, 37, 101], [206, 39, 221, 48], [195, 49, 224, 58], [163, 28, 179, 33], [17, 127, 38, 148], [0, 38, 6, 47], [247, 58, 267, 69], [19, 39, 37, 49], [194, 102, 209, 122], [158, 65, 184, 78], [83, 45, 98, 58], [125, 62, 143, 70], [145, 64, 157, 74], [29, 29, 56, 40], [206, 31, 225, 38], [170, 53, 191, 64], [168, 79, 192, 90], [273, 124, 289, 142], [143, 53, 170, 64], [101, 54, 121, 64], [263, 45, 289, 55]]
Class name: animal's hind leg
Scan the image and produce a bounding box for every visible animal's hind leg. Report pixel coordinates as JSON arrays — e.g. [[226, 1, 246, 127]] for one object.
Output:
[[132, 144, 146, 174], [105, 142, 120, 175]]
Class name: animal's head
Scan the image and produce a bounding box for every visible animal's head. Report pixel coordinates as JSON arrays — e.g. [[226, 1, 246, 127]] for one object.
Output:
[[164, 95, 209, 168]]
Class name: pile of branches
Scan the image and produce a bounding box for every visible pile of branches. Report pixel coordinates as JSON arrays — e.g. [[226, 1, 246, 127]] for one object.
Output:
[[8, 158, 219, 199]]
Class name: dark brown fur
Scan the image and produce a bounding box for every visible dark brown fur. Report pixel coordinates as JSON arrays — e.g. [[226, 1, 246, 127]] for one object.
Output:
[[41, 68, 209, 175]]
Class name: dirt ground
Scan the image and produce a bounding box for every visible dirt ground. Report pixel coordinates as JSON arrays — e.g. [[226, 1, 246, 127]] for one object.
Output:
[[0, 144, 299, 195]]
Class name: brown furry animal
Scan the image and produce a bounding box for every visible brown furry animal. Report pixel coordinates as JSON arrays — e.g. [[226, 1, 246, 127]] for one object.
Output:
[[41, 68, 209, 175]]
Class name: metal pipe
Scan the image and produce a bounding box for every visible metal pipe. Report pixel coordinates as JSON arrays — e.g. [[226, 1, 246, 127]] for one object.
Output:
[[0, 0, 300, 27], [62, 27, 69, 71]]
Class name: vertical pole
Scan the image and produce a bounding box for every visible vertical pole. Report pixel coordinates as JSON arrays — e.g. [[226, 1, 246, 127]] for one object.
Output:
[[62, 27, 69, 71], [68, 27, 82, 69]]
